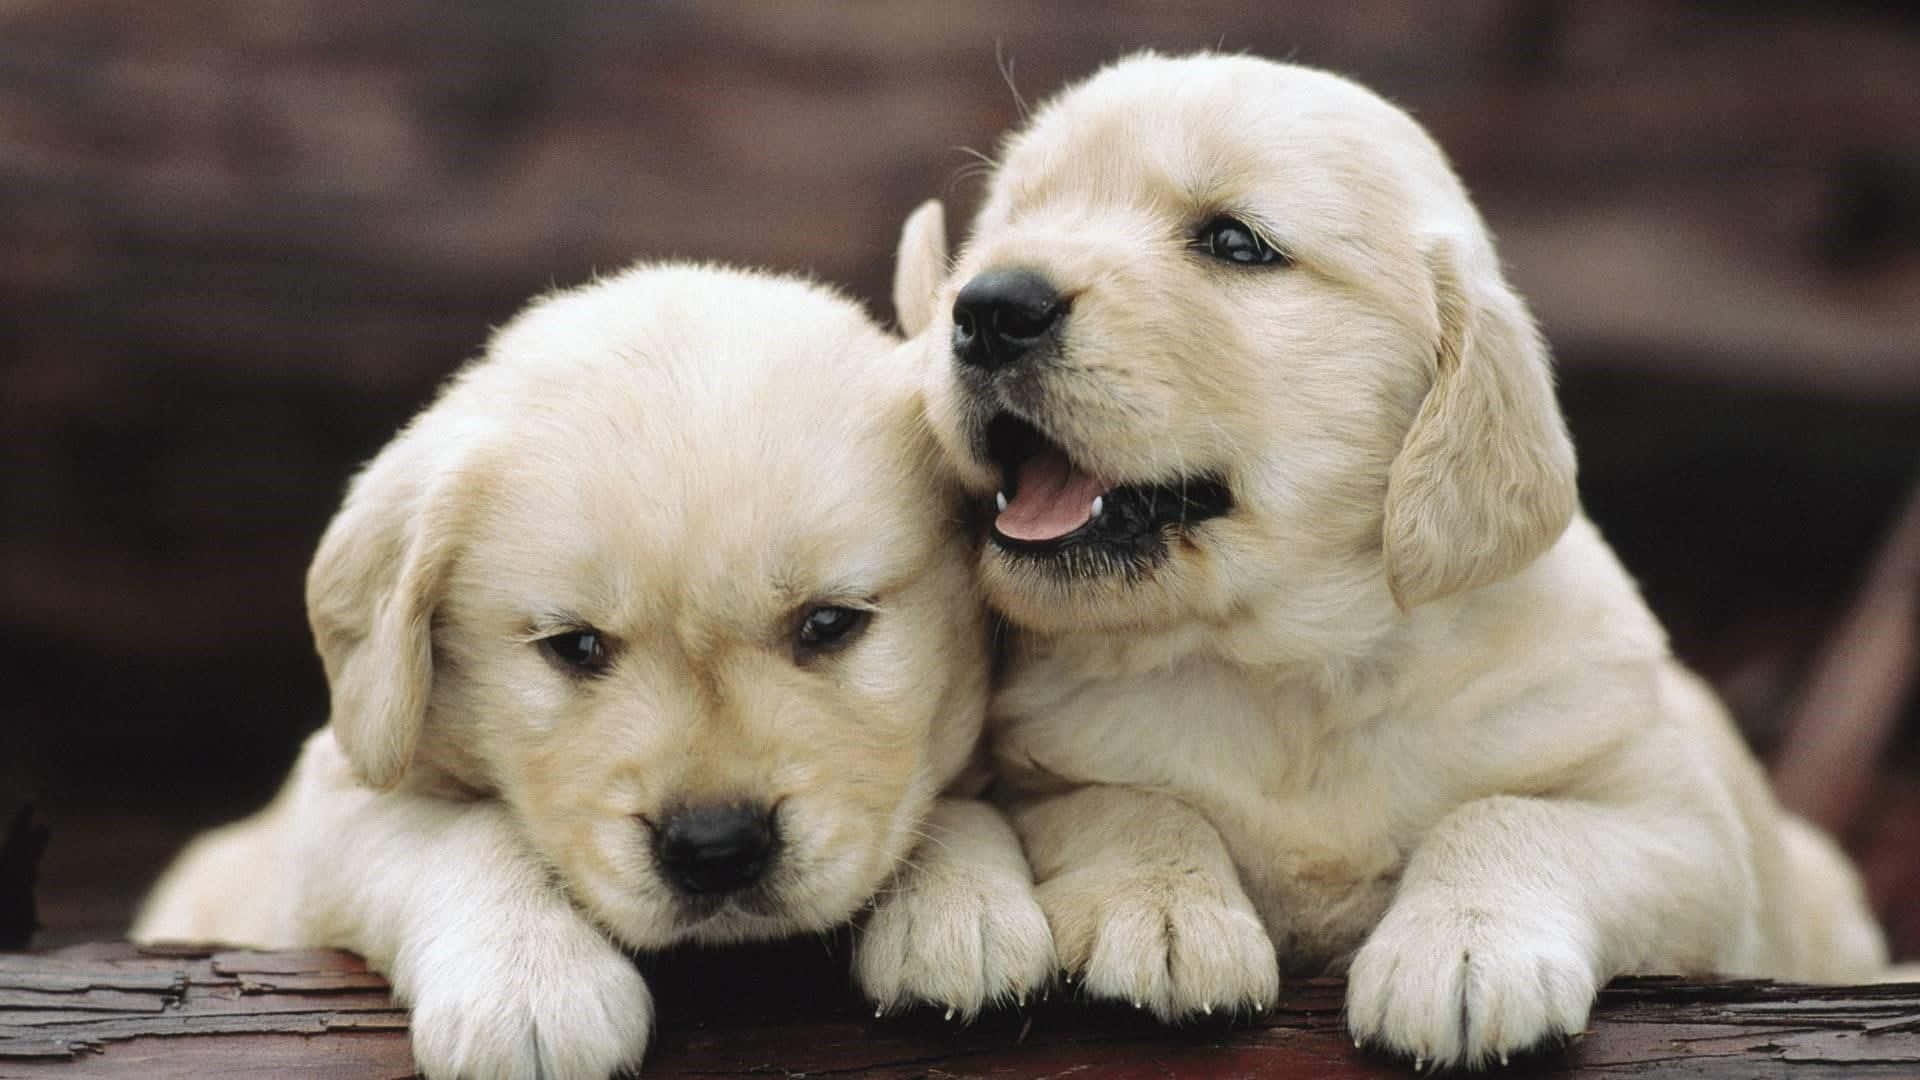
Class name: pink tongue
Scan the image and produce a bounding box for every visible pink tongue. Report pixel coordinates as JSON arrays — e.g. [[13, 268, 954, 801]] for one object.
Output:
[[996, 451, 1108, 542]]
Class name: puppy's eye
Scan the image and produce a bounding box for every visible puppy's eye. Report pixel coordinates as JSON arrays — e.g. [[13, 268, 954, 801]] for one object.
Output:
[[794, 605, 871, 662], [541, 628, 612, 675], [1197, 215, 1288, 267]]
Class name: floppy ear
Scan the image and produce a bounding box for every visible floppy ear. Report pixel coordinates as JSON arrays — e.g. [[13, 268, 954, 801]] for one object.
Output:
[[1382, 239, 1578, 610], [892, 199, 948, 336], [305, 425, 474, 789]]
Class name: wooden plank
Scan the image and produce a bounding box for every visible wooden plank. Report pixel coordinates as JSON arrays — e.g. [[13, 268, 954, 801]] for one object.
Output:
[[2, 1033, 418, 1080], [1, 943, 1916, 1077], [0, 944, 410, 1071]]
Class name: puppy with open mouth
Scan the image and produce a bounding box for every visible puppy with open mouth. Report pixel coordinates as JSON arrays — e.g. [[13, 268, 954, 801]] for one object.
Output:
[[896, 52, 1890, 1069], [134, 263, 1054, 1079]]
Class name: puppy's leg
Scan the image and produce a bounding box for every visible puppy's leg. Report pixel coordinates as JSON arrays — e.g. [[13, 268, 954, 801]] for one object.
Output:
[[287, 743, 651, 1080], [1770, 813, 1888, 981], [855, 797, 1055, 1017], [1346, 794, 1746, 1069], [1018, 786, 1279, 1020], [133, 800, 301, 949]]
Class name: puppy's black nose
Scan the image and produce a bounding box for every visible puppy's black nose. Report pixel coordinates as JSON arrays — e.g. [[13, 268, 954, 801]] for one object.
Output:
[[951, 268, 1065, 372], [652, 803, 779, 896]]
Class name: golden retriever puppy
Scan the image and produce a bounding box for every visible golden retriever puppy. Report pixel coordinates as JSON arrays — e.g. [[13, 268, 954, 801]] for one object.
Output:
[[134, 263, 1054, 1079], [894, 52, 1889, 1069]]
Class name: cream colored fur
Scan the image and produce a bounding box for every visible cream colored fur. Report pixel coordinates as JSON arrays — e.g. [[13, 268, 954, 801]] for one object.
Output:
[[134, 264, 1054, 1079], [899, 52, 1889, 1069]]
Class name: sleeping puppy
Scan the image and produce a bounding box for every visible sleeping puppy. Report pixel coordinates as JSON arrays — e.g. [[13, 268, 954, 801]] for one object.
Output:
[[895, 52, 1889, 1069], [134, 263, 1054, 1079]]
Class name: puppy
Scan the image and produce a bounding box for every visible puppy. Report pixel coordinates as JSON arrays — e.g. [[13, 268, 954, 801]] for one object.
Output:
[[896, 52, 1890, 1069], [134, 263, 1054, 1079]]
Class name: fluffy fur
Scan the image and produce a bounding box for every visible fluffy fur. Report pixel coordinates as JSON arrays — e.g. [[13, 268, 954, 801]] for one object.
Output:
[[897, 52, 1889, 1069], [134, 264, 1054, 1079]]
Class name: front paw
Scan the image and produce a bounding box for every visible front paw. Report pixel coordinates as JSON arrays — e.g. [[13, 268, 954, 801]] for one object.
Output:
[[855, 862, 1057, 1019], [1346, 895, 1598, 1069], [1041, 864, 1279, 1021], [404, 920, 653, 1080]]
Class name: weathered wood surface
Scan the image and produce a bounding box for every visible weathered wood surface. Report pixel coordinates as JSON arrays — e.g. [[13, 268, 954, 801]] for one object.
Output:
[[3, 943, 1917, 1078], [0, 945, 410, 1078]]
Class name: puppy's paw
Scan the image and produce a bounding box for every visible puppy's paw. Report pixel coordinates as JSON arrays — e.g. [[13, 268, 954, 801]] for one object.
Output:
[[855, 863, 1057, 1018], [405, 919, 652, 1080], [1042, 864, 1279, 1021], [1346, 896, 1598, 1069]]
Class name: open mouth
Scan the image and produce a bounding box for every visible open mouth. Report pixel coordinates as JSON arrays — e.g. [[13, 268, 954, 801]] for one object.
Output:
[[981, 412, 1232, 568]]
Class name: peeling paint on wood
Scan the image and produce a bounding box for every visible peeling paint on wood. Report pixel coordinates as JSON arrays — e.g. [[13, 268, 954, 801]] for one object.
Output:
[[1, 944, 1916, 1078]]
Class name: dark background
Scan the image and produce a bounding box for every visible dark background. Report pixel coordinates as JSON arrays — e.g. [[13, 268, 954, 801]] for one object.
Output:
[[3, 2, 1917, 956]]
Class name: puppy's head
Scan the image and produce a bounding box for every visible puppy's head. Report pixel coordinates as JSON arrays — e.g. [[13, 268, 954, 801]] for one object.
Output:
[[901, 52, 1575, 644], [307, 264, 986, 947]]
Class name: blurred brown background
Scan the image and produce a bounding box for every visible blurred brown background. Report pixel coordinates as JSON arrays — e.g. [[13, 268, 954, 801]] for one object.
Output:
[[3, 2, 1917, 957]]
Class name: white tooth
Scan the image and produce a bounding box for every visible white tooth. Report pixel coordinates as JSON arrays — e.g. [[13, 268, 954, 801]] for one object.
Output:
[[995, 491, 1009, 512], [1090, 495, 1104, 518]]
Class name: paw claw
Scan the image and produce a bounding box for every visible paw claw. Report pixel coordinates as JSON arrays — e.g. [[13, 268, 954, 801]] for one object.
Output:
[[406, 924, 653, 1080], [1042, 866, 1278, 1022], [1345, 896, 1597, 1070], [854, 858, 1056, 1023]]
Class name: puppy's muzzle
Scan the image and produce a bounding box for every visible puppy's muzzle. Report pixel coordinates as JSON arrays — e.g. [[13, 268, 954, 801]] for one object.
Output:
[[650, 802, 780, 896], [952, 268, 1066, 372]]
